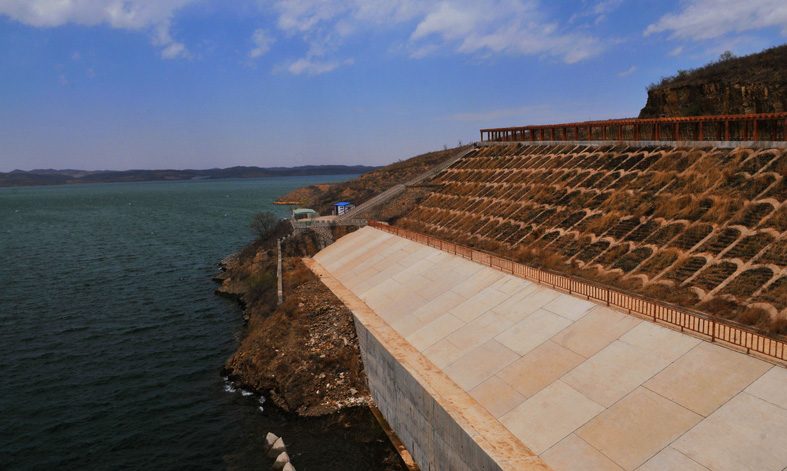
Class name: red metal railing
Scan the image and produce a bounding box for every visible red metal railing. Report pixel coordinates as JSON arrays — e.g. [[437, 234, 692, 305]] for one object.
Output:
[[480, 113, 787, 143], [367, 221, 787, 363]]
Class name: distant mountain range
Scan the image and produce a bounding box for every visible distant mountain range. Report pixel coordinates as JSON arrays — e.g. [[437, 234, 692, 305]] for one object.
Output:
[[0, 165, 379, 188]]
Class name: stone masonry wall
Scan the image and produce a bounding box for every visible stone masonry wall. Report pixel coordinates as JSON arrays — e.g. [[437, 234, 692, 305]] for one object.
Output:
[[354, 315, 504, 471]]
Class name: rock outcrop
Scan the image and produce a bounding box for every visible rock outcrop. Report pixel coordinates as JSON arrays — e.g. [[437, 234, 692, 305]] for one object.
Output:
[[639, 44, 787, 118], [639, 81, 787, 118]]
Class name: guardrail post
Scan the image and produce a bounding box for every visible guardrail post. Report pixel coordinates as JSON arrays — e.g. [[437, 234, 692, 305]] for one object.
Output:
[[725, 120, 730, 141], [711, 318, 716, 342]]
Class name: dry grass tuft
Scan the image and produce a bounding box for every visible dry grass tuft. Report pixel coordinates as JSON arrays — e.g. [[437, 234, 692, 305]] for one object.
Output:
[[770, 314, 787, 335], [738, 307, 772, 328], [697, 297, 742, 319]]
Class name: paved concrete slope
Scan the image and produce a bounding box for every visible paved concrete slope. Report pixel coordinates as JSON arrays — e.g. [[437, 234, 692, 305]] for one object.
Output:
[[313, 226, 787, 471]]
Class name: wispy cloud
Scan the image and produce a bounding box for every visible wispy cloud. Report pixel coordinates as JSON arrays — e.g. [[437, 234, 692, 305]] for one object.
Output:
[[248, 28, 275, 59], [645, 0, 787, 40], [668, 46, 684, 56], [278, 57, 354, 75], [618, 65, 636, 77], [266, 0, 610, 73], [0, 0, 195, 58]]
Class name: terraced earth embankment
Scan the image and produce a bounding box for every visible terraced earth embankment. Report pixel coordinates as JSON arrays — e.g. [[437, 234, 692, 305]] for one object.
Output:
[[398, 143, 787, 332]]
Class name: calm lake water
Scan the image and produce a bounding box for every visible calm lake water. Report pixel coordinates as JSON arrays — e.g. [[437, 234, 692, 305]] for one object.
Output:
[[0, 176, 393, 470]]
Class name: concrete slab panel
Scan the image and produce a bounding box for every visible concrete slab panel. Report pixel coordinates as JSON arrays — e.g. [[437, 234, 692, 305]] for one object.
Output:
[[501, 380, 604, 455], [447, 311, 515, 352], [379, 291, 430, 321], [619, 321, 701, 362], [364, 293, 398, 314], [361, 262, 410, 292], [449, 258, 487, 277], [406, 313, 465, 352], [390, 258, 435, 284], [543, 295, 597, 321], [636, 447, 710, 471], [393, 246, 436, 270], [496, 309, 574, 356], [410, 290, 469, 325], [422, 339, 466, 369], [389, 314, 427, 338], [644, 341, 772, 416], [491, 276, 532, 296], [744, 366, 787, 410], [551, 306, 641, 358], [490, 283, 551, 324], [385, 274, 430, 302], [672, 392, 787, 471], [578, 387, 703, 471], [470, 375, 526, 419], [542, 433, 625, 471], [443, 340, 520, 390], [414, 269, 467, 300], [449, 286, 512, 323], [497, 340, 586, 398], [356, 274, 400, 300], [562, 340, 670, 408], [450, 267, 506, 299]]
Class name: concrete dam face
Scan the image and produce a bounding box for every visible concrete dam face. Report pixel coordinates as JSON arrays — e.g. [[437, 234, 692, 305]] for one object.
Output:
[[309, 226, 787, 471]]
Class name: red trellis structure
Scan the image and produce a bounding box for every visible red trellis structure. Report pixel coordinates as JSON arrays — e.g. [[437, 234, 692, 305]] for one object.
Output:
[[480, 113, 787, 143]]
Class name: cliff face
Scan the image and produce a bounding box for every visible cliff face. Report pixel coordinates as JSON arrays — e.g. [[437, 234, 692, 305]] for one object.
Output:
[[639, 81, 787, 118], [639, 44, 787, 118]]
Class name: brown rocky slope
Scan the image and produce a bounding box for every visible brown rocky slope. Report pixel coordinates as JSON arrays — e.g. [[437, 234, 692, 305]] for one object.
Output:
[[216, 225, 371, 416], [275, 145, 471, 215], [640, 44, 787, 118]]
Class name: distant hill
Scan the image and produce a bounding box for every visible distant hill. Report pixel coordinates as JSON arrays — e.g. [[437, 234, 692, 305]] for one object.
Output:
[[640, 44, 787, 118], [0, 165, 378, 188]]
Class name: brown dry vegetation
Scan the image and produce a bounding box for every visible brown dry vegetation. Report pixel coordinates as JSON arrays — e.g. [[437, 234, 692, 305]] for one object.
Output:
[[218, 227, 373, 416], [396, 143, 787, 334], [275, 146, 471, 217]]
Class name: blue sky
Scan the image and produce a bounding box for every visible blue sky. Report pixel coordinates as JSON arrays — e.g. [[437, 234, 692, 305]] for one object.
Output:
[[1, 0, 786, 171]]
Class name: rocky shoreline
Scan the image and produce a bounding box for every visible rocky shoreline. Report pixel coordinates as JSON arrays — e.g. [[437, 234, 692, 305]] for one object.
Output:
[[214, 224, 406, 469], [215, 226, 372, 415]]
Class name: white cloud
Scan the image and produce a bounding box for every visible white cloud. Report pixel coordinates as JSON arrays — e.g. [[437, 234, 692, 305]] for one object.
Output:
[[618, 65, 636, 76], [645, 0, 787, 40], [249, 28, 275, 59], [264, 0, 607, 72], [0, 0, 194, 58], [592, 0, 625, 15], [668, 45, 684, 56], [283, 57, 353, 75]]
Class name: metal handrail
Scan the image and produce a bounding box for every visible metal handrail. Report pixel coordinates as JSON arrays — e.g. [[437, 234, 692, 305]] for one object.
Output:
[[480, 112, 787, 143], [368, 221, 787, 362]]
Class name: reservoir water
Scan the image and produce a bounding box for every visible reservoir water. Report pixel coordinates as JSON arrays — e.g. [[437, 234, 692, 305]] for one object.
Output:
[[0, 176, 392, 470]]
